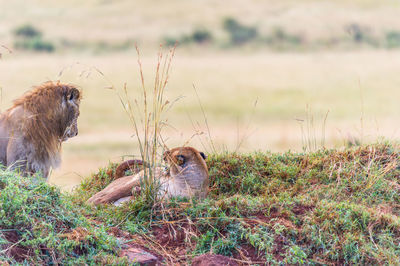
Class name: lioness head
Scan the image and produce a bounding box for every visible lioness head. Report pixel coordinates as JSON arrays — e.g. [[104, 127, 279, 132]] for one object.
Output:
[[163, 147, 208, 176], [163, 146, 209, 198]]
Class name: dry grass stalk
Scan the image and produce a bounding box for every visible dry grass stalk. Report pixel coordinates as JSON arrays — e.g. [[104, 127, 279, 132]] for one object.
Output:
[[296, 105, 329, 152], [0, 45, 12, 59], [113, 44, 177, 204]]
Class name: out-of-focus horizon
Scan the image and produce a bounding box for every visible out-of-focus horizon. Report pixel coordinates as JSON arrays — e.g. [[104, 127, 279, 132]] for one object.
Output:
[[1, 0, 400, 189]]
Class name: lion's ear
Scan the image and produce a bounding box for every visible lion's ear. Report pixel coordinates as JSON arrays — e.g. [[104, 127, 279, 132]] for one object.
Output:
[[70, 89, 80, 101], [66, 88, 80, 102]]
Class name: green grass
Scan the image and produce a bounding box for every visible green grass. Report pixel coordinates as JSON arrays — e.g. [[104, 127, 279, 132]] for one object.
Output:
[[0, 168, 126, 265], [66, 142, 400, 264], [3, 142, 400, 264]]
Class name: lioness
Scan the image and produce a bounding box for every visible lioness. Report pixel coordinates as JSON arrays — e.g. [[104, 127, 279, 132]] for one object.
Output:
[[0, 82, 81, 178], [87, 147, 209, 205]]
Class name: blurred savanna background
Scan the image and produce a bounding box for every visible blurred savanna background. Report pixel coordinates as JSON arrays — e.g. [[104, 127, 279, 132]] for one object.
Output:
[[1, 0, 400, 190]]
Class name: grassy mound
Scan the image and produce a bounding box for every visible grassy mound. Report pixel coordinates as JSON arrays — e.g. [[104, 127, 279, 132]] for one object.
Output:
[[74, 142, 400, 264], [0, 170, 126, 265]]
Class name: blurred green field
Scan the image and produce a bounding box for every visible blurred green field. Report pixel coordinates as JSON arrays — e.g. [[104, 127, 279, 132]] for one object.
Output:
[[2, 0, 400, 189]]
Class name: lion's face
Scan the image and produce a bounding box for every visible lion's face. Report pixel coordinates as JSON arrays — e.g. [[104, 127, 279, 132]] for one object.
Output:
[[61, 87, 81, 142]]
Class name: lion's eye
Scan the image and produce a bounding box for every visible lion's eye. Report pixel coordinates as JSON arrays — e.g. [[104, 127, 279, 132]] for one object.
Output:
[[176, 155, 185, 166]]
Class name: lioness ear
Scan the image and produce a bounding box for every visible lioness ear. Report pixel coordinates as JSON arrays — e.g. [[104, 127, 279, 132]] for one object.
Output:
[[163, 150, 170, 162], [200, 152, 207, 160]]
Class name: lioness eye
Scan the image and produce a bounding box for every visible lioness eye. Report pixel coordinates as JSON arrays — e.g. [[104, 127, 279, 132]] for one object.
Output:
[[176, 155, 185, 166]]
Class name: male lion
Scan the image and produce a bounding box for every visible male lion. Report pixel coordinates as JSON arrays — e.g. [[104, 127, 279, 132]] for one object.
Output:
[[87, 146, 209, 205], [0, 81, 81, 179]]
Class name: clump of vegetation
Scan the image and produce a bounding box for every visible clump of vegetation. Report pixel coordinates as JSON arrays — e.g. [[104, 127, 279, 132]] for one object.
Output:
[[265, 27, 303, 49], [0, 169, 124, 264], [73, 142, 400, 264], [103, 46, 177, 208], [164, 28, 213, 47], [345, 23, 378, 47], [14, 38, 55, 52], [78, 162, 119, 196], [160, 18, 400, 51], [386, 31, 400, 48], [13, 24, 42, 39], [13, 24, 55, 52], [60, 39, 135, 53], [223, 17, 258, 45]]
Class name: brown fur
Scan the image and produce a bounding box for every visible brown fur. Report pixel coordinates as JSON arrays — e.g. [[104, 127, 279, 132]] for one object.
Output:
[[0, 81, 81, 178], [115, 159, 143, 179], [87, 146, 209, 205]]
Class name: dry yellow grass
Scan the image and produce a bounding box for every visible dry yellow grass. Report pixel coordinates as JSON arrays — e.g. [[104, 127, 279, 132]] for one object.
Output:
[[2, 0, 400, 189]]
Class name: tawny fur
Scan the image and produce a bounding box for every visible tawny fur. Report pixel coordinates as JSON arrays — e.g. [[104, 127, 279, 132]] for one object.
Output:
[[87, 147, 209, 205], [0, 81, 81, 178], [115, 159, 143, 179]]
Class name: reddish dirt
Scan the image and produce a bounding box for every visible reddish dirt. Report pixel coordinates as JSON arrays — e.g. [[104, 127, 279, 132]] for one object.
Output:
[[233, 244, 266, 265], [105, 208, 302, 265], [192, 254, 238, 266], [151, 222, 198, 261], [235, 207, 300, 263], [292, 203, 315, 216], [107, 226, 164, 263], [108, 226, 131, 239], [1, 231, 34, 262], [249, 207, 295, 228], [273, 235, 289, 261]]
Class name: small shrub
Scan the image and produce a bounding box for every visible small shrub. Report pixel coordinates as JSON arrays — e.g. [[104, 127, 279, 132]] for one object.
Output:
[[163, 28, 213, 47], [191, 28, 213, 44], [13, 24, 42, 38], [386, 31, 400, 48], [163, 36, 178, 47], [223, 17, 258, 45], [266, 27, 303, 49], [12, 24, 55, 52], [14, 37, 55, 52], [346, 24, 367, 43], [345, 23, 378, 47]]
